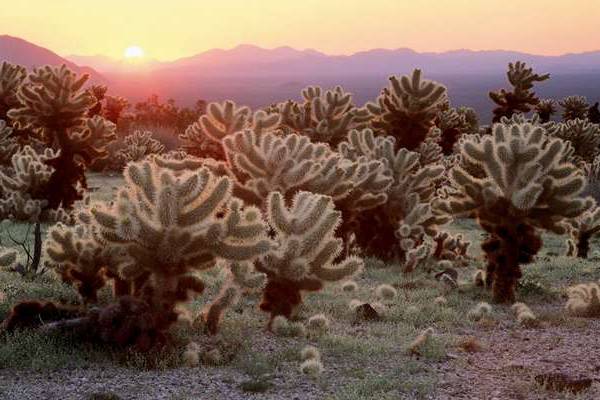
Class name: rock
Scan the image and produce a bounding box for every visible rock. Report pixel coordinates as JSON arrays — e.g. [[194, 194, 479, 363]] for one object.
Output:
[[354, 303, 381, 321]]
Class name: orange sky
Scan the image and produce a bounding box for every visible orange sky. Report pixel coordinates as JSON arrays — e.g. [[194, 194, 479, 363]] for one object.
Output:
[[1, 0, 599, 61]]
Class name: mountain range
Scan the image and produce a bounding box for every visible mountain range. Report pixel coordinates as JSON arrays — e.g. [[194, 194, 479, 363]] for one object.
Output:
[[1, 35, 600, 122]]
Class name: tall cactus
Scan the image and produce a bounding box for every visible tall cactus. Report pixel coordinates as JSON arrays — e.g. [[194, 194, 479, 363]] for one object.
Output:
[[366, 69, 447, 151], [7, 65, 116, 210], [437, 121, 592, 302], [256, 191, 363, 326], [489, 61, 549, 123]]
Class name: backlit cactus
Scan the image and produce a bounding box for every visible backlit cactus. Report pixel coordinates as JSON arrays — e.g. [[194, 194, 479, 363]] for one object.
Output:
[[489, 61, 549, 123], [0, 62, 27, 121], [0, 145, 57, 220], [545, 119, 600, 164], [277, 86, 370, 146], [256, 191, 363, 326], [534, 99, 557, 123], [437, 121, 592, 302], [6, 65, 116, 210], [339, 129, 447, 264], [45, 159, 271, 348], [560, 96, 589, 121], [117, 130, 166, 165], [221, 129, 391, 234], [366, 69, 447, 150], [566, 203, 600, 258], [180, 100, 280, 160], [0, 120, 19, 166], [434, 106, 478, 155]]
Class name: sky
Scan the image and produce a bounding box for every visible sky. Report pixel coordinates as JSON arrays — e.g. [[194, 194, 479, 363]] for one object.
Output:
[[1, 0, 599, 61]]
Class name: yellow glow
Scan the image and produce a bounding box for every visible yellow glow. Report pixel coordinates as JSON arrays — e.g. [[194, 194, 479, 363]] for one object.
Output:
[[124, 46, 144, 59], [1, 0, 599, 61]]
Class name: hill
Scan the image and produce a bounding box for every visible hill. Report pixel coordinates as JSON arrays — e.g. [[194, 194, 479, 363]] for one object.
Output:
[[0, 35, 105, 83]]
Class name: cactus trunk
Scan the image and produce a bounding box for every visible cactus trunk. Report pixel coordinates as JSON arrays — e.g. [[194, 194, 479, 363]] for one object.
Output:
[[481, 221, 542, 303], [576, 231, 592, 258]]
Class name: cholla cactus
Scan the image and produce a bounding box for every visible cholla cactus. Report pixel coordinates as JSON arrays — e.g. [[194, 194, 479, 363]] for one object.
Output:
[[203, 261, 265, 334], [566, 204, 600, 258], [277, 86, 370, 146], [432, 231, 470, 265], [180, 100, 280, 160], [221, 129, 391, 237], [45, 209, 125, 303], [437, 122, 592, 302], [0, 145, 57, 220], [256, 191, 363, 326], [366, 69, 447, 150], [565, 281, 600, 317], [434, 106, 477, 155], [44, 159, 271, 348], [0, 62, 27, 120], [7, 65, 116, 209], [117, 130, 165, 165], [339, 129, 447, 264], [582, 155, 600, 203], [534, 99, 557, 123], [545, 119, 600, 164], [560, 96, 589, 121], [589, 102, 600, 124], [103, 95, 129, 124], [489, 61, 550, 123], [0, 120, 19, 166]]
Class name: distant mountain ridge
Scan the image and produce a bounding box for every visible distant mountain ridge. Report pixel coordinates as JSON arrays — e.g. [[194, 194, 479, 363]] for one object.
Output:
[[2, 36, 600, 122], [67, 43, 600, 77], [0, 35, 105, 83]]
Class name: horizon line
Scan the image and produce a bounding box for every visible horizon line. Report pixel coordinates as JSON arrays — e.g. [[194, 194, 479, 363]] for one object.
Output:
[[3, 35, 597, 64]]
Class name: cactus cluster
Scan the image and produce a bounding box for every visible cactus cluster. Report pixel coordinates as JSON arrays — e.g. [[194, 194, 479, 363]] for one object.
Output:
[[489, 61, 550, 122], [438, 121, 592, 302], [339, 128, 447, 264], [44, 159, 271, 348], [256, 191, 363, 325]]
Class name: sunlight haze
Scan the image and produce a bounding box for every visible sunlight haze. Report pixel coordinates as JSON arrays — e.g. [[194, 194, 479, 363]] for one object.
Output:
[[1, 0, 599, 60]]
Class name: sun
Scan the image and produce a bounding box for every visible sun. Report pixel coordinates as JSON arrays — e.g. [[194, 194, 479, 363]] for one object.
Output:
[[124, 45, 145, 60]]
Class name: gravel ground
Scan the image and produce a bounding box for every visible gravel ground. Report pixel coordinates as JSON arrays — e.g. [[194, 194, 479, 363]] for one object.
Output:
[[0, 366, 329, 400], [435, 316, 600, 400]]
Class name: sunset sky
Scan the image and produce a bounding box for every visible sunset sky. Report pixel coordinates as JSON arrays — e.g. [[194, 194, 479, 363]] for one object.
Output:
[[1, 0, 599, 61]]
